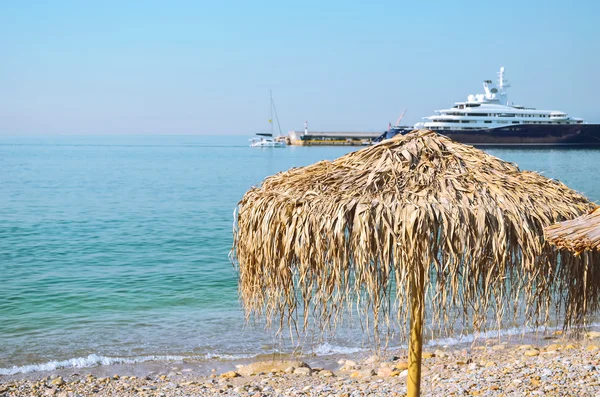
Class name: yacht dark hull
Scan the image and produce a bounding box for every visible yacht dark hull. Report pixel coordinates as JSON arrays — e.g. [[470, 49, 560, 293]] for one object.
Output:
[[380, 124, 600, 146]]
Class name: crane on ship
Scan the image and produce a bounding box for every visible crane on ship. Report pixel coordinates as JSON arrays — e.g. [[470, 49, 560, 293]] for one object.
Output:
[[395, 109, 407, 126], [375, 109, 409, 144]]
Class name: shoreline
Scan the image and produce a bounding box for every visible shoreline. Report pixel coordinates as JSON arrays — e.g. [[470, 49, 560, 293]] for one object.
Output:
[[3, 331, 600, 396], [3, 322, 596, 377], [4, 322, 595, 379]]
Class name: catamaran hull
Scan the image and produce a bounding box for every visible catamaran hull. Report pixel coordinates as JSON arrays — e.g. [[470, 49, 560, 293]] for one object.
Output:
[[383, 124, 600, 146], [249, 141, 286, 148]]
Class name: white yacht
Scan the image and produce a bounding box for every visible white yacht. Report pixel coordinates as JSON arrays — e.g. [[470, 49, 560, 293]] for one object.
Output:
[[379, 67, 600, 145]]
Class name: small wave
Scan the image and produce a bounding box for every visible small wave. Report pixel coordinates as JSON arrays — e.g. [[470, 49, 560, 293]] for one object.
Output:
[[312, 343, 367, 356], [0, 354, 189, 376], [0, 352, 269, 376], [202, 352, 257, 361], [426, 321, 600, 348]]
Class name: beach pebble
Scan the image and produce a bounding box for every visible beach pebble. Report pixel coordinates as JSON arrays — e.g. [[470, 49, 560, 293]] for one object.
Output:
[[350, 369, 376, 378], [546, 343, 561, 351], [525, 349, 540, 357], [434, 349, 448, 358], [220, 371, 240, 379], [377, 367, 394, 377], [542, 368, 554, 378], [587, 331, 600, 339], [238, 360, 309, 376], [492, 344, 507, 351], [50, 377, 65, 386], [364, 355, 379, 365], [293, 367, 311, 376], [319, 370, 335, 377], [393, 362, 409, 371]]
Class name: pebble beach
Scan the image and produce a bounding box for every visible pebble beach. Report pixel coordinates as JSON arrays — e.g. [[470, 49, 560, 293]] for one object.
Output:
[[3, 332, 600, 397]]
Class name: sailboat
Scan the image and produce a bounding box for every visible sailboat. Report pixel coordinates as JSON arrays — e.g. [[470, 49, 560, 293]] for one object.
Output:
[[249, 91, 286, 148]]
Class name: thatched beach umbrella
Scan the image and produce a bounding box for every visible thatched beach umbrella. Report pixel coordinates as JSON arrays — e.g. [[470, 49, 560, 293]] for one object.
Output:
[[545, 207, 600, 253], [232, 130, 599, 396]]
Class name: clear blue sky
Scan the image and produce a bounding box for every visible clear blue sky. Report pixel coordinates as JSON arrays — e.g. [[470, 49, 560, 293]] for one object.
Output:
[[1, 0, 599, 134]]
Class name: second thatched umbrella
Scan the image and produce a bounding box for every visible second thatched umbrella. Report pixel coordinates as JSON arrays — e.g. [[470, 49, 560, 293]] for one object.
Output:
[[233, 130, 600, 396], [545, 207, 600, 253]]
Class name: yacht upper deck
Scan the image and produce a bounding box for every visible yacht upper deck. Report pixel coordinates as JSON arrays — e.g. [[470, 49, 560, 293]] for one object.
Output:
[[414, 68, 583, 130]]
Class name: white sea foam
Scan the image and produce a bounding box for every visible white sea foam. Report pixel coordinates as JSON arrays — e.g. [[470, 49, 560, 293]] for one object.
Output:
[[426, 321, 600, 348], [0, 352, 269, 376], [202, 352, 256, 361], [312, 342, 366, 356], [0, 354, 188, 376]]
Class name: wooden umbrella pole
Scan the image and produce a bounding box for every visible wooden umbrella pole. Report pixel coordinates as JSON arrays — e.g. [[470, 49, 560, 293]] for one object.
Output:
[[407, 263, 424, 397]]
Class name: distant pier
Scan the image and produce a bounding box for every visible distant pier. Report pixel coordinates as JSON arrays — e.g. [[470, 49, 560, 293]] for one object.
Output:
[[288, 130, 382, 146]]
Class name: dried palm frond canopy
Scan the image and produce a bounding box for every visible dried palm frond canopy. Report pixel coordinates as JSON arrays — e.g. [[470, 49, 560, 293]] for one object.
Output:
[[232, 129, 600, 395], [545, 207, 600, 253]]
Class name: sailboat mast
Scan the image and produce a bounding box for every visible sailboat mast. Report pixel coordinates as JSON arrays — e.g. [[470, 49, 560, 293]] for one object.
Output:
[[271, 92, 283, 137], [270, 90, 274, 136]]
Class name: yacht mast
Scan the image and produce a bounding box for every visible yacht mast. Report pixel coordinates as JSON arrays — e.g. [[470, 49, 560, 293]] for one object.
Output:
[[497, 67, 510, 105]]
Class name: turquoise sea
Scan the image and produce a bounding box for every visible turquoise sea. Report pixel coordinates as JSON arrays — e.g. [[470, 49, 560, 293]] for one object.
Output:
[[1, 134, 599, 375]]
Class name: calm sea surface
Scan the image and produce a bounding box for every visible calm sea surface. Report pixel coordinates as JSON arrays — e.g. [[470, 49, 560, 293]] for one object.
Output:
[[1, 134, 599, 374]]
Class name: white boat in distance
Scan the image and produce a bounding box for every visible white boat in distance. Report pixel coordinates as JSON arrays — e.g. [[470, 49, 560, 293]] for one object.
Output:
[[249, 133, 286, 147], [250, 90, 286, 148]]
